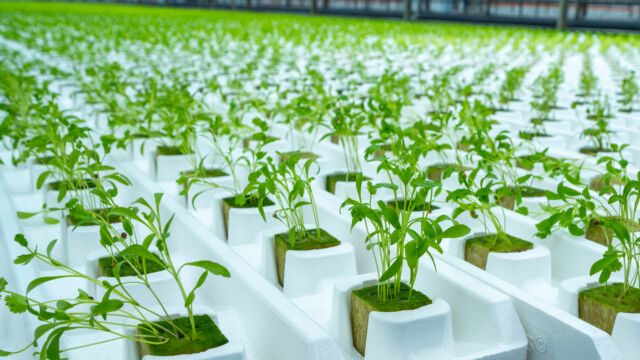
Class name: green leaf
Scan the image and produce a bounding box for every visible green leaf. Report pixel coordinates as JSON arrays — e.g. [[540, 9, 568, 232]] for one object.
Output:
[[14, 234, 28, 247], [16, 211, 38, 219], [4, 294, 28, 313], [56, 300, 73, 311], [34, 323, 58, 342], [589, 250, 622, 282], [45, 329, 63, 360], [181, 260, 230, 278], [379, 257, 403, 283], [108, 206, 138, 220], [185, 271, 208, 307], [36, 171, 51, 190], [558, 183, 580, 197], [43, 216, 60, 225], [14, 253, 36, 265], [153, 192, 164, 208], [118, 245, 163, 265], [440, 224, 471, 239], [568, 223, 585, 236], [56, 181, 67, 203], [610, 221, 630, 242], [379, 202, 401, 229], [91, 299, 123, 318], [141, 234, 155, 249], [46, 240, 58, 257], [374, 182, 398, 191], [27, 276, 75, 294]]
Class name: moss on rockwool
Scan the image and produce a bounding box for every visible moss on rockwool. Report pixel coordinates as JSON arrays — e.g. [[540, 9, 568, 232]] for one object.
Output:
[[180, 168, 228, 179], [279, 151, 319, 163], [325, 172, 367, 194], [585, 216, 640, 246], [156, 145, 188, 156], [386, 199, 439, 213], [222, 196, 275, 237], [579, 146, 612, 156], [97, 253, 165, 278], [350, 283, 432, 356], [426, 163, 466, 181], [579, 283, 640, 334], [137, 315, 228, 357], [515, 154, 558, 170], [274, 228, 340, 286], [589, 174, 623, 193], [47, 178, 96, 191], [465, 233, 533, 270], [496, 185, 546, 210], [66, 208, 123, 226], [518, 131, 551, 140]]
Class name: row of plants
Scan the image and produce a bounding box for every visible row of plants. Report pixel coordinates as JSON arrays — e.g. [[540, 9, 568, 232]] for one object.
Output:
[[0, 62, 234, 358]]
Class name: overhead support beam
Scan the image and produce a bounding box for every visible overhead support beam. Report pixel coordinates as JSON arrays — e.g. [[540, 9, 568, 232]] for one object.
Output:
[[557, 0, 569, 30], [404, 0, 411, 19]]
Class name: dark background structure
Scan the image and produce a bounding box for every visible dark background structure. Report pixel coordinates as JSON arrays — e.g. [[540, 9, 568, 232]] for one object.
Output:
[[82, 0, 640, 30]]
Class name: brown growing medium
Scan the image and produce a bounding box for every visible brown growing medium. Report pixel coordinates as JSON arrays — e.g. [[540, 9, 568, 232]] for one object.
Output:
[[579, 284, 640, 334], [274, 229, 340, 286], [464, 233, 533, 270], [350, 283, 432, 356]]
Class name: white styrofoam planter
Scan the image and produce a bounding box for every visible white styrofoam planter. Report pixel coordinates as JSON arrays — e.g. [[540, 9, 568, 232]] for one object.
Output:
[[445, 231, 551, 289], [307, 195, 528, 359], [330, 274, 454, 360], [445, 207, 636, 358], [86, 251, 184, 308], [1, 166, 32, 194], [612, 312, 640, 360], [558, 276, 640, 359], [259, 225, 357, 296], [65, 221, 125, 267], [211, 192, 278, 245], [187, 175, 234, 210], [155, 152, 196, 182], [130, 137, 163, 161]]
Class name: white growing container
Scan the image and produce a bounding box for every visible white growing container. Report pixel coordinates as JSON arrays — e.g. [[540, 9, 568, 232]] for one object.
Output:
[[155, 151, 196, 183], [330, 274, 455, 360], [448, 207, 640, 359], [259, 224, 358, 296]]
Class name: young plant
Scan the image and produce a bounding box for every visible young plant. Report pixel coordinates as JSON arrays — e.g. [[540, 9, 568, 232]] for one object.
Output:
[[619, 71, 639, 113], [256, 152, 322, 242], [0, 193, 231, 359], [324, 97, 366, 176], [577, 56, 598, 99], [535, 150, 640, 332], [343, 120, 470, 300], [580, 112, 613, 156], [497, 65, 528, 108], [446, 166, 534, 269], [530, 64, 563, 122], [183, 117, 276, 210], [254, 152, 338, 285]]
